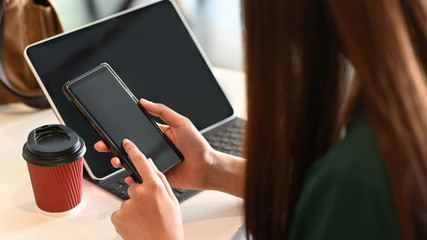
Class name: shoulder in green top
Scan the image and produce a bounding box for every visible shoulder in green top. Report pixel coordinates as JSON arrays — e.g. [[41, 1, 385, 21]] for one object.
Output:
[[288, 119, 401, 240]]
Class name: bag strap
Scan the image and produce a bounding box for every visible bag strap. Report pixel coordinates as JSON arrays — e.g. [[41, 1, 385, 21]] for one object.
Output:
[[0, 0, 49, 108]]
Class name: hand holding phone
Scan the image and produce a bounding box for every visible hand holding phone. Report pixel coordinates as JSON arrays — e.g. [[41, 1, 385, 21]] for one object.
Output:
[[63, 63, 183, 183]]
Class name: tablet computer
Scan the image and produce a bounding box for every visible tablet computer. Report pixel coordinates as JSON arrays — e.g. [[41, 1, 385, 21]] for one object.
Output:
[[24, 0, 244, 201]]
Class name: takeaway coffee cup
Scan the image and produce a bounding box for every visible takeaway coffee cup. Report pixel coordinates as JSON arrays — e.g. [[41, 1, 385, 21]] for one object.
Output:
[[22, 124, 86, 215]]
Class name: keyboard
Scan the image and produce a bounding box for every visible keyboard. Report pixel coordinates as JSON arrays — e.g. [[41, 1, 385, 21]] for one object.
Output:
[[204, 118, 246, 157], [93, 118, 246, 202], [96, 169, 200, 202]]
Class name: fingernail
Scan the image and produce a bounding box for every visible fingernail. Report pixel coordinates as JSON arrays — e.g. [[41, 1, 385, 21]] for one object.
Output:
[[123, 139, 130, 144], [141, 98, 152, 103]]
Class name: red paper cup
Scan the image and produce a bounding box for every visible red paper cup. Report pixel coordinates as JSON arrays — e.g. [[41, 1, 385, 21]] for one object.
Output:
[[23, 124, 86, 215]]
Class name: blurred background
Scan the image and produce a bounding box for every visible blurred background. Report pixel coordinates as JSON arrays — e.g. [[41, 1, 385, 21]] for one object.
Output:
[[54, 0, 243, 71]]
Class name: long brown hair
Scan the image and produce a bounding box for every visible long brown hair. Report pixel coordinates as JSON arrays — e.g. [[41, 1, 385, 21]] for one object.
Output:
[[242, 0, 427, 239]]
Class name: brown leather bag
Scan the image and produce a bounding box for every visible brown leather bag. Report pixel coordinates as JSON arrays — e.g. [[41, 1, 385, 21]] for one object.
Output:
[[0, 0, 63, 108]]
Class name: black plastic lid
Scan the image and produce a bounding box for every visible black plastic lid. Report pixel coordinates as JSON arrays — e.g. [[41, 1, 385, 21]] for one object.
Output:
[[22, 124, 86, 167]]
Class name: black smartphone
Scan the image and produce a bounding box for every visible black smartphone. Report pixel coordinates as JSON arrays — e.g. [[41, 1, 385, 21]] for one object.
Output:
[[63, 63, 183, 183]]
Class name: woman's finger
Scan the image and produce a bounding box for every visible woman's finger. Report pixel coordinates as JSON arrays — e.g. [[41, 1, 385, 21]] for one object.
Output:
[[111, 157, 123, 168], [157, 123, 174, 141], [94, 140, 110, 152], [147, 158, 175, 200], [140, 99, 184, 127], [157, 123, 169, 132], [122, 139, 156, 181], [124, 176, 135, 185]]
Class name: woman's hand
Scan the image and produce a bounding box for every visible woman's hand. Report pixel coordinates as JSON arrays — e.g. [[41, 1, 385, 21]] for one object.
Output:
[[95, 98, 247, 197], [111, 139, 183, 240], [95, 98, 216, 190]]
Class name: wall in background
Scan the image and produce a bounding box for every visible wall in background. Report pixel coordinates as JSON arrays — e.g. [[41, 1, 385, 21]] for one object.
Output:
[[54, 0, 243, 71]]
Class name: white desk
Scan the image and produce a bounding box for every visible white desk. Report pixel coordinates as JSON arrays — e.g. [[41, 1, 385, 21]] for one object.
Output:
[[0, 68, 246, 240]]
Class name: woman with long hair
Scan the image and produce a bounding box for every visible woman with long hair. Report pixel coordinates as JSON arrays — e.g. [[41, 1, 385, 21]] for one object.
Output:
[[96, 0, 427, 239]]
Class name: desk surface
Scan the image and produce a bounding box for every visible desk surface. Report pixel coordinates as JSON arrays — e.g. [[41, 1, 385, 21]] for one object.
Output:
[[0, 68, 246, 240]]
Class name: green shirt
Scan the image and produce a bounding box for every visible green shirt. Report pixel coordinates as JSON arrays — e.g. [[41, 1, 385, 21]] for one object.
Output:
[[288, 119, 401, 240]]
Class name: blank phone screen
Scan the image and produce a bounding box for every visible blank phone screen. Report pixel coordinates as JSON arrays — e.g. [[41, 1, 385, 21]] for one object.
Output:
[[67, 65, 182, 173]]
